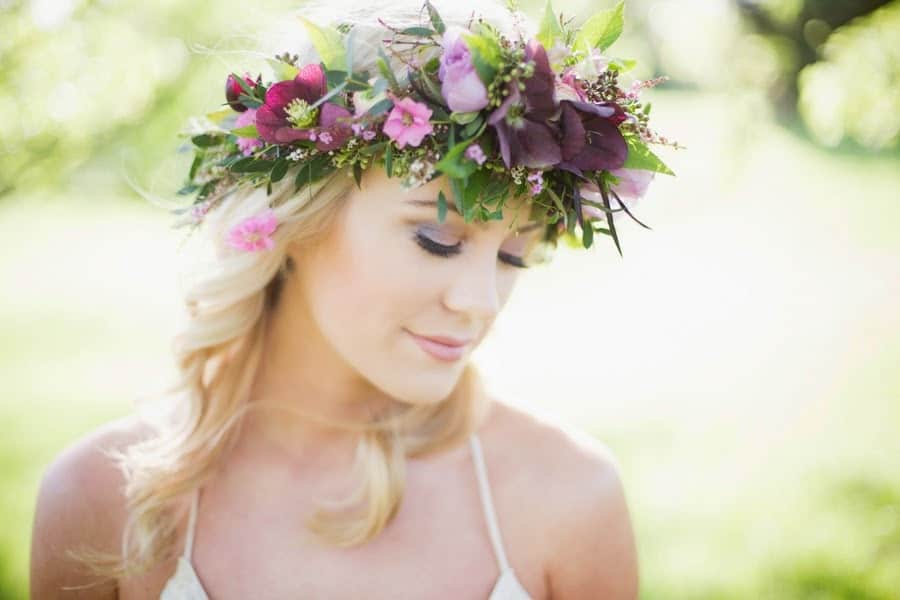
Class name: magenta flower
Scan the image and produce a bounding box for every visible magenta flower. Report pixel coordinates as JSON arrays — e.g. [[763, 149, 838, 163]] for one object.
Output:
[[225, 73, 260, 112], [438, 26, 490, 113], [254, 63, 352, 151], [226, 208, 278, 252], [234, 108, 263, 156], [382, 97, 434, 149]]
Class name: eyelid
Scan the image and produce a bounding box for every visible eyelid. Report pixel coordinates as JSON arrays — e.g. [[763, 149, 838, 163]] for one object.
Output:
[[414, 232, 529, 268]]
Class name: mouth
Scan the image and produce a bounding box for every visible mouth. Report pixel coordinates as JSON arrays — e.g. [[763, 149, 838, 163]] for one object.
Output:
[[404, 329, 472, 362]]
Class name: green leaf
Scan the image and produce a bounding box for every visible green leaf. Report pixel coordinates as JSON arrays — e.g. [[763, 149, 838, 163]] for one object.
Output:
[[607, 57, 637, 73], [231, 158, 276, 173], [424, 0, 446, 35], [376, 47, 400, 91], [434, 139, 478, 179], [596, 175, 623, 257], [437, 190, 448, 223], [366, 97, 393, 117], [191, 134, 224, 148], [266, 58, 299, 81], [400, 26, 436, 37], [230, 124, 259, 138], [622, 136, 675, 175], [536, 0, 564, 50], [384, 142, 393, 177], [462, 115, 485, 138], [573, 1, 625, 53], [462, 31, 501, 85], [270, 158, 289, 183], [298, 16, 347, 71], [206, 108, 234, 124], [581, 219, 594, 248], [352, 162, 363, 188], [450, 110, 480, 125], [294, 154, 335, 191], [188, 154, 203, 180]]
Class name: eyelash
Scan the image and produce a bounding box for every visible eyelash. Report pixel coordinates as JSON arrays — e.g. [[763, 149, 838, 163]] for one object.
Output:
[[414, 233, 528, 269]]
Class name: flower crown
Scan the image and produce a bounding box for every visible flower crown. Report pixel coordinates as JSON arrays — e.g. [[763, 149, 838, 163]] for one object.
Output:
[[174, 0, 683, 257]]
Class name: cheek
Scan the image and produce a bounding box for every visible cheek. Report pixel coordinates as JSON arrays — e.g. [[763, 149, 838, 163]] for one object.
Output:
[[305, 218, 434, 350]]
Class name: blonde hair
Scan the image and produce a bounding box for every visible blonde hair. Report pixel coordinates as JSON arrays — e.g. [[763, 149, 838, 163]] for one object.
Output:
[[69, 0, 533, 584]]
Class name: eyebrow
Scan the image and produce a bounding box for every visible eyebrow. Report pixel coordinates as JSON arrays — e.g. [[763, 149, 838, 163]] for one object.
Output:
[[405, 199, 544, 233]]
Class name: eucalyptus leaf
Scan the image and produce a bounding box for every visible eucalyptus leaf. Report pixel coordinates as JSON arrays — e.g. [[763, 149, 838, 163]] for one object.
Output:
[[400, 26, 436, 37], [424, 0, 446, 35]]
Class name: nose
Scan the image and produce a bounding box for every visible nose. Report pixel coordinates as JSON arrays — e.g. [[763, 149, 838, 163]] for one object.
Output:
[[442, 246, 502, 321]]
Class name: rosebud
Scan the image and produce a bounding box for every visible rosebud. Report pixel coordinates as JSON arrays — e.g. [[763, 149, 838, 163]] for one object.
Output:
[[226, 73, 258, 113]]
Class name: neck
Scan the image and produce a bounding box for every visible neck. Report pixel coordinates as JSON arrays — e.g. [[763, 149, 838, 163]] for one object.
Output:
[[238, 288, 401, 464]]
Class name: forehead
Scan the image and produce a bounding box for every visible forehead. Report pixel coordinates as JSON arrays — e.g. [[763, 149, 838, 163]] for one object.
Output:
[[357, 167, 541, 230]]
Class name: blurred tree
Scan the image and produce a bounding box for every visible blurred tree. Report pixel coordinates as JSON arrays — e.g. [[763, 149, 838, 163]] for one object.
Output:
[[733, 0, 899, 151]]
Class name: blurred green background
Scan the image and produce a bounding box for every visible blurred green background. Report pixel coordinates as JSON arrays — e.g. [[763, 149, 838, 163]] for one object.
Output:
[[2, 0, 899, 598]]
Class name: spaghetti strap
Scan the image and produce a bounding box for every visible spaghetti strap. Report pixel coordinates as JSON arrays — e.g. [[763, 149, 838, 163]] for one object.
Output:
[[469, 433, 511, 572], [182, 488, 200, 560]]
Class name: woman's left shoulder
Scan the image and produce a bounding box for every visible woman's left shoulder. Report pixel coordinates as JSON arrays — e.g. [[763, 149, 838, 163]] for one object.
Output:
[[481, 397, 639, 598]]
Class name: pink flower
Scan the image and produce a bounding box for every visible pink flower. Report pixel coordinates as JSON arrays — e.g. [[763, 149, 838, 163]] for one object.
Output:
[[609, 167, 655, 200], [578, 168, 655, 223], [382, 96, 434, 149], [234, 108, 263, 156], [438, 26, 490, 113], [226, 208, 278, 252]]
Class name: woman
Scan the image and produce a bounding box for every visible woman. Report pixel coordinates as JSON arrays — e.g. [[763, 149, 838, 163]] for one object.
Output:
[[30, 0, 653, 597]]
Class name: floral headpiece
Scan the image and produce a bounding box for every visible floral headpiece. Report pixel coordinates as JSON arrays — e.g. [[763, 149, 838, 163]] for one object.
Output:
[[174, 0, 683, 257]]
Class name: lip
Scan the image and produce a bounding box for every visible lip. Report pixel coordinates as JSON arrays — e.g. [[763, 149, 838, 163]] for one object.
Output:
[[405, 329, 473, 362]]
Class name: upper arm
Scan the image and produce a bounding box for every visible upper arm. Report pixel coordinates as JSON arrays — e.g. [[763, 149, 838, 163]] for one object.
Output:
[[30, 417, 146, 599], [544, 439, 639, 600]]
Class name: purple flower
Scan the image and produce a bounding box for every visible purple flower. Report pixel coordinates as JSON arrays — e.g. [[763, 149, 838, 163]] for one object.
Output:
[[438, 27, 489, 113], [234, 108, 263, 156], [487, 39, 561, 169], [464, 143, 486, 165], [610, 167, 655, 200], [382, 96, 434, 149], [557, 99, 628, 173], [579, 168, 654, 223], [254, 63, 352, 151]]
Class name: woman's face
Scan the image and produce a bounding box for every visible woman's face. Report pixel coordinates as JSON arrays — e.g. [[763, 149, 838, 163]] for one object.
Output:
[[288, 168, 546, 405]]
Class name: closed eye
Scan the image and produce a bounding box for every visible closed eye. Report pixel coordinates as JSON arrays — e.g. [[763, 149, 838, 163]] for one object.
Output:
[[413, 233, 529, 269]]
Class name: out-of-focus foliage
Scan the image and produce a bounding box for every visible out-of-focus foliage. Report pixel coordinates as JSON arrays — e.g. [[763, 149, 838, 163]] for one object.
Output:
[[734, 0, 900, 151], [0, 0, 293, 198]]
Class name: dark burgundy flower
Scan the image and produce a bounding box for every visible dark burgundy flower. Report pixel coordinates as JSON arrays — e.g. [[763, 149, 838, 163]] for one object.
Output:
[[225, 73, 260, 113], [557, 99, 628, 173], [254, 63, 352, 151], [487, 39, 561, 169]]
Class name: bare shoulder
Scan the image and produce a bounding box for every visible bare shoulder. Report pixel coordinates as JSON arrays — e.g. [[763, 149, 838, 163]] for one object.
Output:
[[30, 413, 155, 598], [482, 398, 639, 599]]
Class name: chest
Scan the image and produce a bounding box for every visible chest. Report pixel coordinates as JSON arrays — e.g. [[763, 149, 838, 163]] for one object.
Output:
[[122, 450, 547, 599]]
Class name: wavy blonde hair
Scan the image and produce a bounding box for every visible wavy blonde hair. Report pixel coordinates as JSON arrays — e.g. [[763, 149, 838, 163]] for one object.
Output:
[[69, 0, 535, 583]]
